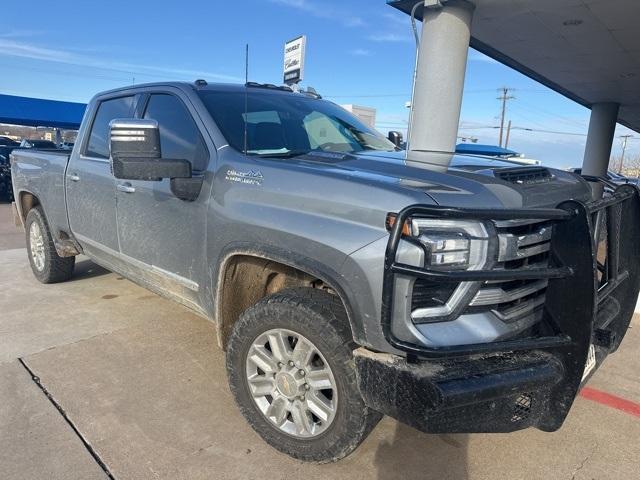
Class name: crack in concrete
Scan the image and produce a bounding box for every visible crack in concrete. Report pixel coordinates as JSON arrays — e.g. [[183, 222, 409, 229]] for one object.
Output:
[[17, 357, 116, 480], [570, 441, 599, 480]]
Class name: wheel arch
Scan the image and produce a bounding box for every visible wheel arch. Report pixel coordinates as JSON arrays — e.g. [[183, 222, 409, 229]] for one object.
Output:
[[17, 189, 41, 225], [214, 246, 361, 350], [17, 189, 80, 257]]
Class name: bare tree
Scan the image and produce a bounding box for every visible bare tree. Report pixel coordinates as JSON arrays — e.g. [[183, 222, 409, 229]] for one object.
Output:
[[621, 154, 640, 179]]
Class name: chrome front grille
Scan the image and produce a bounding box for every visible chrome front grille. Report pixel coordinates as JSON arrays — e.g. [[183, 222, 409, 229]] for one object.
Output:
[[471, 219, 552, 323], [497, 224, 552, 262], [470, 279, 548, 306]]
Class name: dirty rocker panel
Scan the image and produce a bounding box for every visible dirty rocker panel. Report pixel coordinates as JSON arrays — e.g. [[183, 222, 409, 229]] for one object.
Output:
[[357, 182, 640, 434]]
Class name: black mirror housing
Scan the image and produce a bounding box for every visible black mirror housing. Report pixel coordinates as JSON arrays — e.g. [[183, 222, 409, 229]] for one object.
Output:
[[112, 157, 192, 181], [388, 131, 403, 148]]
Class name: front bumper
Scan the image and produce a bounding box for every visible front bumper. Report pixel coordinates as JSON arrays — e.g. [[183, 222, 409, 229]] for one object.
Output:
[[355, 348, 563, 433], [358, 182, 640, 433]]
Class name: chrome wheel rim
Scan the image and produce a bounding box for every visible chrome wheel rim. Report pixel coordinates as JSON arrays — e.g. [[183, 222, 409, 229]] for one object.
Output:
[[29, 221, 45, 272], [245, 328, 338, 438]]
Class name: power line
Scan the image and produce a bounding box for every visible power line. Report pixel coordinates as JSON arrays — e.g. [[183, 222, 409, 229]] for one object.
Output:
[[514, 98, 587, 128], [511, 126, 587, 136], [458, 124, 588, 137], [458, 125, 500, 130]]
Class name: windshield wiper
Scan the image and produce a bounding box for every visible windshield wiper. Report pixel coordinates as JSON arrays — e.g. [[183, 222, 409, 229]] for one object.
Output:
[[250, 150, 311, 159]]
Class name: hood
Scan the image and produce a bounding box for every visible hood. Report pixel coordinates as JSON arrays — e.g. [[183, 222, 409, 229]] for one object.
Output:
[[286, 149, 592, 210]]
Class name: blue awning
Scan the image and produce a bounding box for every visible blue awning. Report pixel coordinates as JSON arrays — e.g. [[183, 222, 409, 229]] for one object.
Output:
[[0, 94, 86, 130], [455, 143, 518, 157]]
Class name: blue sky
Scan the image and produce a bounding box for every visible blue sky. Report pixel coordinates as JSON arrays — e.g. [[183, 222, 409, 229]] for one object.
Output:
[[0, 0, 638, 168]]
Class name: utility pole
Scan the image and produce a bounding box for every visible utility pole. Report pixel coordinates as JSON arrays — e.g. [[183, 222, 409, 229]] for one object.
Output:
[[497, 87, 515, 147], [504, 120, 512, 149], [619, 134, 633, 174]]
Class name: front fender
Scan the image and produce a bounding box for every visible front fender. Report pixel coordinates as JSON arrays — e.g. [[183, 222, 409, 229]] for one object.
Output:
[[210, 241, 365, 346]]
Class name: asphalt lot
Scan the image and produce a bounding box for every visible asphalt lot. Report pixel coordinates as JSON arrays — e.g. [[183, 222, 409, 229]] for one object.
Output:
[[1, 201, 639, 480]]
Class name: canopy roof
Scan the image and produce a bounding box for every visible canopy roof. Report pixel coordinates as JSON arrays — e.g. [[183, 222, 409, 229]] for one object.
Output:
[[0, 94, 86, 130], [390, 0, 640, 133]]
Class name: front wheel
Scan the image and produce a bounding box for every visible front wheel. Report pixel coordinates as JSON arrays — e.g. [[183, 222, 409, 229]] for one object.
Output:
[[226, 288, 381, 463], [25, 206, 75, 283]]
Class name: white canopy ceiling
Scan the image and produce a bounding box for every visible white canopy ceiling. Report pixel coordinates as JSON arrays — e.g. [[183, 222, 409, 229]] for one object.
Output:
[[390, 0, 640, 133]]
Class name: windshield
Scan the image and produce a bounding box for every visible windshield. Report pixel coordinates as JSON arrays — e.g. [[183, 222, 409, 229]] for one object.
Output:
[[198, 90, 395, 157]]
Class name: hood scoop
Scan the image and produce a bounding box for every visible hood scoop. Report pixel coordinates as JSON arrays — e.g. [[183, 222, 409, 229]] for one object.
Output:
[[478, 166, 554, 185]]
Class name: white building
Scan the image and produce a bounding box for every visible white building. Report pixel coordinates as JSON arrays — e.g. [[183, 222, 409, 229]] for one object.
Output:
[[340, 104, 377, 129]]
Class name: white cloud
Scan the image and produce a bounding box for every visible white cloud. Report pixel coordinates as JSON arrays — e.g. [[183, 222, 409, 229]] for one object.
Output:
[[0, 38, 243, 82], [269, 0, 366, 28], [381, 11, 410, 25], [0, 30, 45, 38], [349, 48, 372, 57], [367, 33, 413, 43]]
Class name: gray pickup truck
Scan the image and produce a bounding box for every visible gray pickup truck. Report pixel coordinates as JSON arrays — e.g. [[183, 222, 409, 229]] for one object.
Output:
[[10, 81, 640, 462]]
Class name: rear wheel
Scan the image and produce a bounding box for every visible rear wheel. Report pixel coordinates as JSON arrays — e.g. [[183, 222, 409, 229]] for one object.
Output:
[[226, 288, 381, 462], [25, 206, 75, 283]]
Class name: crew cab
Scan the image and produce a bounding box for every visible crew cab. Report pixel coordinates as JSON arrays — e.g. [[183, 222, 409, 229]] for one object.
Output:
[[10, 81, 640, 462]]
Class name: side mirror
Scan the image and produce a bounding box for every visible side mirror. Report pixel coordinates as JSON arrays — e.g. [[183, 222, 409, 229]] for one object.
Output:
[[109, 119, 191, 181], [388, 131, 403, 148]]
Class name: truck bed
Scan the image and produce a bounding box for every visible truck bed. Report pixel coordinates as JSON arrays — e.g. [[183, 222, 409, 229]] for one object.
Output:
[[10, 148, 71, 234]]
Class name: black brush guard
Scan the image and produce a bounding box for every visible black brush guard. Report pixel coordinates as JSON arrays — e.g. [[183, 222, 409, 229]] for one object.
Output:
[[355, 182, 640, 433]]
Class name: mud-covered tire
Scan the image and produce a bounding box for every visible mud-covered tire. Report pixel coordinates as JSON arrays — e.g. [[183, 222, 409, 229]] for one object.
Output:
[[226, 288, 382, 463], [25, 206, 75, 283]]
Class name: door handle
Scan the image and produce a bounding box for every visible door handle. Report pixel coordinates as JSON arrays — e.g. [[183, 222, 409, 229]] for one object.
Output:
[[67, 173, 80, 182], [116, 182, 136, 193]]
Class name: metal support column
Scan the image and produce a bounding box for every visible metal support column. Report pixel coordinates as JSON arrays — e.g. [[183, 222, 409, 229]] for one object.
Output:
[[582, 102, 619, 197], [407, 0, 475, 169]]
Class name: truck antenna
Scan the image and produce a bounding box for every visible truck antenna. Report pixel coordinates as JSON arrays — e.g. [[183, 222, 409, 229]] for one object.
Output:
[[243, 44, 249, 156]]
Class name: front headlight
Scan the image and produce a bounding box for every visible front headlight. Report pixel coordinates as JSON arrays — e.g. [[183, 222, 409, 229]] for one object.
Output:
[[386, 214, 493, 322], [410, 219, 489, 271]]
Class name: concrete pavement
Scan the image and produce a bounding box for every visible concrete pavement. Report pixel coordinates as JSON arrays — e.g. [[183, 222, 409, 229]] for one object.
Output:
[[1, 203, 640, 479], [0, 361, 108, 480], [0, 200, 23, 250]]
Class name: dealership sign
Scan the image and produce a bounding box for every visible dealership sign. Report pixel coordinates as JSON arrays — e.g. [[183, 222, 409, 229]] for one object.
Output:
[[283, 35, 306, 85]]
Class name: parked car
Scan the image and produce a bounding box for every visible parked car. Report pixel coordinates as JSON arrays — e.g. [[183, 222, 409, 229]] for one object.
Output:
[[0, 151, 12, 201], [569, 167, 638, 185], [0, 136, 20, 146], [0, 136, 19, 200], [19, 139, 58, 149], [59, 141, 75, 150], [10, 81, 640, 462]]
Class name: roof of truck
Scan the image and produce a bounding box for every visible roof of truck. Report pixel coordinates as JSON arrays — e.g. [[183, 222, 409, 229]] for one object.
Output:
[[94, 81, 300, 97]]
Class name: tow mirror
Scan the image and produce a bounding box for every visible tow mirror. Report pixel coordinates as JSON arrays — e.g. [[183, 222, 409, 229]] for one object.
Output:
[[109, 118, 191, 181], [388, 131, 403, 148]]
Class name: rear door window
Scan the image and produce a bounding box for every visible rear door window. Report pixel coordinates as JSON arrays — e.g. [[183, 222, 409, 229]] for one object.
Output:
[[85, 96, 135, 159]]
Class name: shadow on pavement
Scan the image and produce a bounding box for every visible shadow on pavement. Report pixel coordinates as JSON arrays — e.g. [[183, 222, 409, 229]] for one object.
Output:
[[374, 423, 469, 480], [70, 259, 111, 282]]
